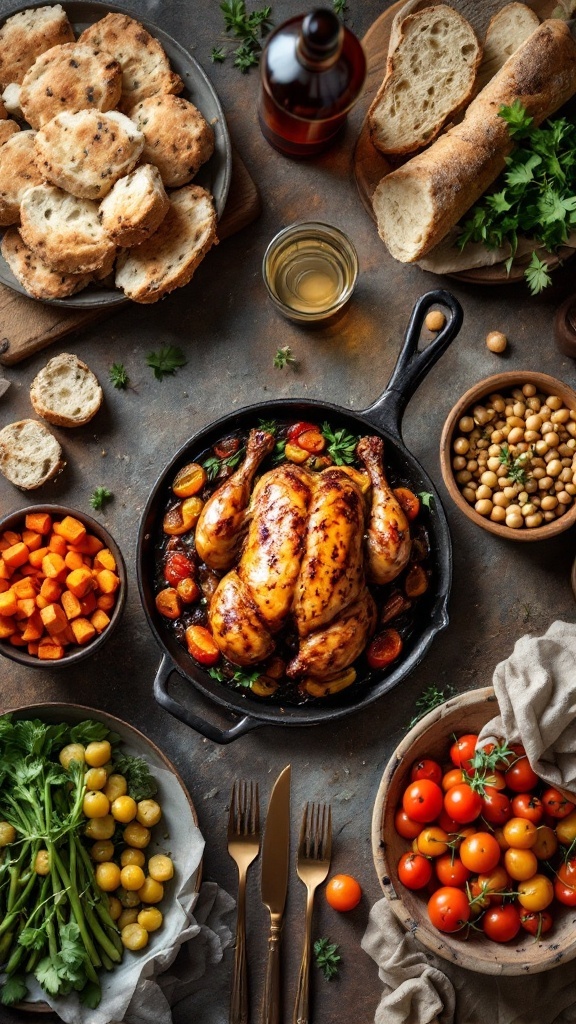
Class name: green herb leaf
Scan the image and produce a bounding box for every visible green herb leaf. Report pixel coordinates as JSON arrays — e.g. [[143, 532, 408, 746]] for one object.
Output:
[[273, 346, 297, 370], [220, 1, 273, 73], [208, 666, 226, 682], [113, 754, 158, 802], [0, 975, 28, 1006], [231, 668, 262, 689], [257, 418, 277, 435], [499, 99, 534, 137], [80, 981, 102, 1008], [321, 422, 359, 466], [418, 491, 434, 509], [525, 252, 552, 295], [211, 45, 226, 62], [272, 438, 287, 464], [314, 937, 341, 980], [146, 345, 187, 381], [19, 925, 49, 951], [408, 684, 456, 729], [69, 720, 110, 746], [109, 362, 130, 389], [203, 447, 245, 482], [89, 486, 112, 512], [333, 0, 348, 16]]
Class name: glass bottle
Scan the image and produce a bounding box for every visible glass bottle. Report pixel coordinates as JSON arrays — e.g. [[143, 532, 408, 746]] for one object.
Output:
[[258, 8, 366, 158]]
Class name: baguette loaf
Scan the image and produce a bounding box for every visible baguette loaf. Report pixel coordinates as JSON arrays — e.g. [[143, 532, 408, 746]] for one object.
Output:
[[373, 20, 576, 263]]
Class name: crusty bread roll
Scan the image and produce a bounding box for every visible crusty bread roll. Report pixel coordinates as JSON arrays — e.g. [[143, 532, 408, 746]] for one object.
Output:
[[373, 20, 576, 263], [476, 3, 540, 93]]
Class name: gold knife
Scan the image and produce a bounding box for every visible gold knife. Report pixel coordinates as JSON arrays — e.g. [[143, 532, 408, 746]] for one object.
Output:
[[261, 764, 291, 1024]]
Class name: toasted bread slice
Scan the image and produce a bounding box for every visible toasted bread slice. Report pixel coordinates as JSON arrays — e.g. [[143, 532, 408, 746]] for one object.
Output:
[[0, 131, 43, 226], [0, 120, 19, 147], [79, 13, 183, 112], [0, 5, 74, 89], [99, 163, 169, 246], [30, 353, 103, 427], [0, 419, 64, 490], [20, 43, 122, 129], [115, 184, 217, 303], [1, 227, 93, 300], [1, 83, 22, 119], [36, 109, 144, 200], [476, 4, 540, 92], [368, 5, 481, 155], [20, 184, 117, 274], [129, 95, 214, 187]]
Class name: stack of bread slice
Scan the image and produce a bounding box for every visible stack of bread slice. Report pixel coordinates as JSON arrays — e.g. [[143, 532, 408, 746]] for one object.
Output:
[[0, 5, 218, 303]]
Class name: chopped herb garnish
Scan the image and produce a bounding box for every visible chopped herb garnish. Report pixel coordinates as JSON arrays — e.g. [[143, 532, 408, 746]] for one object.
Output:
[[258, 418, 277, 435], [146, 345, 187, 381], [220, 1, 273, 73], [408, 684, 457, 729], [272, 438, 287, 464], [208, 665, 262, 689], [332, 0, 348, 17], [321, 422, 359, 465], [418, 491, 434, 509], [314, 937, 341, 981], [89, 486, 112, 511], [498, 443, 533, 486], [203, 447, 245, 482], [273, 346, 297, 370], [211, 45, 226, 62], [113, 754, 158, 801], [109, 362, 130, 390]]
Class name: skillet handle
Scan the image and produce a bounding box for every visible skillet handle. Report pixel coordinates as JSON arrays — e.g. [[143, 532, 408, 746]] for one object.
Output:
[[153, 654, 261, 744], [360, 290, 463, 436]]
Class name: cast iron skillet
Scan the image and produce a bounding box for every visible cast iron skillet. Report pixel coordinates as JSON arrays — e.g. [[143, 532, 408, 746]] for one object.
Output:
[[137, 290, 463, 743]]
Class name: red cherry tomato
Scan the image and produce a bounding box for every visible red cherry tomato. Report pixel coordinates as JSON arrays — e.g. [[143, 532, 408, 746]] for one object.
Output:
[[480, 786, 511, 826], [410, 759, 443, 785], [185, 625, 220, 666], [296, 429, 326, 454], [164, 552, 196, 586], [437, 809, 461, 834], [444, 783, 482, 824], [541, 787, 576, 819], [287, 421, 317, 442], [402, 780, 444, 824], [557, 857, 576, 888], [394, 808, 422, 840], [449, 734, 478, 773], [482, 904, 521, 942], [520, 910, 553, 937], [435, 854, 470, 888], [325, 874, 362, 911], [427, 887, 470, 933], [459, 832, 501, 874], [554, 879, 576, 906], [511, 793, 543, 824], [366, 629, 403, 670], [504, 755, 539, 792], [442, 768, 465, 792], [397, 852, 433, 890]]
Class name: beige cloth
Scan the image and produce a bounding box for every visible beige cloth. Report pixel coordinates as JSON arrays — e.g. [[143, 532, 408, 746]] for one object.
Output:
[[363, 620, 576, 1024]]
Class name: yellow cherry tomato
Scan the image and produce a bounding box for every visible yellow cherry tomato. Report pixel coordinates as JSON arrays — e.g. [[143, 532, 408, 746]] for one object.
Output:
[[120, 865, 146, 892], [138, 907, 163, 932], [121, 923, 149, 950], [85, 767, 108, 791], [532, 825, 558, 860], [555, 810, 576, 846], [137, 877, 164, 904], [85, 741, 112, 768], [148, 854, 174, 882], [104, 774, 127, 802], [59, 743, 85, 769], [90, 840, 115, 863], [416, 827, 449, 858], [84, 814, 115, 840], [502, 817, 537, 850], [136, 800, 162, 827], [123, 822, 151, 849], [112, 796, 138, 823], [517, 873, 554, 912], [504, 847, 538, 881], [95, 862, 121, 892], [121, 848, 146, 868], [118, 908, 140, 930], [108, 896, 122, 921], [83, 791, 110, 819]]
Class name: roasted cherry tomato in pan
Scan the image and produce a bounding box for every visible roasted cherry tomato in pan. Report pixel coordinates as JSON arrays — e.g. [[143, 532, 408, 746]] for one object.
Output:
[[185, 625, 220, 666], [325, 874, 362, 911], [393, 487, 420, 521], [164, 552, 196, 587], [296, 429, 326, 454], [402, 780, 444, 824], [287, 421, 317, 442], [410, 759, 443, 786], [427, 887, 470, 933], [171, 462, 207, 498], [213, 436, 241, 460], [366, 629, 403, 670]]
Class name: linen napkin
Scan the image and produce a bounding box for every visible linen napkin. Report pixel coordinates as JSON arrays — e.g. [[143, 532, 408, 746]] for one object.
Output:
[[362, 620, 576, 1024]]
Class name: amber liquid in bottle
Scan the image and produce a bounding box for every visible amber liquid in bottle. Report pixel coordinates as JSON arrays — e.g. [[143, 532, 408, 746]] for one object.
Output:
[[259, 8, 366, 158]]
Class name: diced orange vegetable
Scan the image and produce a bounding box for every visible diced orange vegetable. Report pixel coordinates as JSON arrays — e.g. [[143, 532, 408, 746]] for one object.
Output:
[[61, 591, 82, 620], [21, 612, 44, 642], [9, 632, 27, 647], [93, 549, 116, 572], [16, 598, 36, 619], [42, 553, 66, 580], [53, 516, 86, 545], [12, 578, 37, 599], [0, 539, 9, 552], [2, 531, 20, 547], [40, 603, 69, 637], [91, 609, 110, 633], [0, 580, 9, 594], [48, 534, 67, 557], [0, 560, 12, 580], [40, 577, 63, 602], [80, 592, 97, 615], [0, 615, 16, 638], [66, 567, 94, 598], [69, 534, 104, 556], [97, 594, 116, 611], [25, 513, 52, 535], [38, 638, 65, 660], [20, 565, 39, 578], [27, 642, 39, 656], [0, 590, 18, 617], [22, 530, 42, 552], [36, 595, 49, 610], [71, 617, 97, 645], [3, 542, 30, 568], [96, 570, 120, 595], [65, 551, 84, 571], [29, 547, 49, 568]]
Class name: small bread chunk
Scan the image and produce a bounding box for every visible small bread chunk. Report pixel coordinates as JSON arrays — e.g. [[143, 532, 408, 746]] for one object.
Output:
[[20, 184, 117, 274], [368, 6, 480, 155], [130, 95, 215, 188], [79, 13, 183, 112], [0, 120, 19, 147], [35, 110, 144, 200], [1, 227, 92, 300], [115, 184, 217, 303], [0, 131, 43, 226], [30, 354, 103, 427], [0, 5, 74, 89], [1, 83, 22, 118], [0, 419, 64, 490], [476, 4, 540, 92], [99, 163, 169, 246], [20, 43, 122, 129]]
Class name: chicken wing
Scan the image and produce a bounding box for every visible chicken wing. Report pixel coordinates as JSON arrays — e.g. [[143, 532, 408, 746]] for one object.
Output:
[[287, 587, 377, 678], [208, 570, 275, 666], [239, 463, 313, 632], [195, 428, 275, 571], [357, 435, 411, 585], [293, 468, 365, 638]]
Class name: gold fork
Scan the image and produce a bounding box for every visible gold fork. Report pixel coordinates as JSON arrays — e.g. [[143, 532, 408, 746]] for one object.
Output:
[[293, 802, 332, 1024], [228, 780, 260, 1024]]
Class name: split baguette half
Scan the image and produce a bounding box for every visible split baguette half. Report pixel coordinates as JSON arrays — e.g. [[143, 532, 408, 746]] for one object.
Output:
[[373, 19, 576, 263], [476, 3, 540, 93], [0, 419, 64, 489], [369, 5, 481, 155]]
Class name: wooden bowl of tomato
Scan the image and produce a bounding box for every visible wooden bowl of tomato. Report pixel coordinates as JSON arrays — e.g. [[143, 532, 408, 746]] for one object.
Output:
[[372, 686, 576, 974]]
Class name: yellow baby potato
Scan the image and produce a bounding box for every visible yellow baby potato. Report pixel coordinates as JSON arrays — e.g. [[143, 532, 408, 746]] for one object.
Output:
[[34, 850, 50, 875], [121, 848, 146, 868], [83, 791, 110, 818], [95, 862, 121, 892], [59, 743, 85, 769], [108, 896, 123, 921], [120, 865, 146, 891], [123, 822, 151, 849], [137, 877, 164, 904], [112, 796, 137, 823], [136, 800, 162, 827], [85, 767, 108, 790], [122, 923, 149, 951], [147, 854, 174, 882], [85, 740, 112, 767], [104, 774, 127, 802], [138, 907, 163, 932], [118, 908, 140, 930], [90, 840, 115, 863], [84, 814, 115, 840], [0, 822, 16, 846]]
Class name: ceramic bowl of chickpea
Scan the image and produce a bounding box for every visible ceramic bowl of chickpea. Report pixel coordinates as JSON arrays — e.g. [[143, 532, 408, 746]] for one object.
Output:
[[440, 372, 576, 540]]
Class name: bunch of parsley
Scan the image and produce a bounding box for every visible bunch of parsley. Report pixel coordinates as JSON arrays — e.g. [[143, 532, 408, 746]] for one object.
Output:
[[458, 101, 576, 294]]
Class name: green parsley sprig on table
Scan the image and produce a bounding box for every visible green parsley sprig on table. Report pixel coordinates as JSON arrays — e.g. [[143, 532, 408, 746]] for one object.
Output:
[[217, 1, 273, 72], [273, 346, 297, 370], [408, 684, 456, 729], [108, 363, 130, 390], [314, 937, 341, 980], [332, 0, 348, 18], [458, 101, 576, 294], [146, 346, 187, 381], [89, 487, 113, 512]]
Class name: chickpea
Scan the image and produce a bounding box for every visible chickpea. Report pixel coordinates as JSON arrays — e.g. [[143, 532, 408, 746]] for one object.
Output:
[[85, 767, 107, 791], [112, 796, 138, 824], [522, 383, 537, 397], [567, 484, 576, 495], [544, 432, 560, 448], [557, 502, 567, 516], [136, 800, 162, 828], [104, 774, 128, 802], [85, 814, 115, 841], [478, 470, 496, 488], [477, 440, 490, 451], [538, 476, 554, 491], [467, 459, 479, 472], [83, 791, 110, 819], [488, 444, 501, 457], [531, 467, 545, 480], [524, 430, 539, 443], [490, 506, 506, 523], [118, 908, 140, 930], [121, 848, 146, 868], [473, 406, 490, 425], [547, 459, 563, 477], [512, 389, 524, 401], [527, 397, 541, 411], [507, 427, 524, 444], [500, 424, 511, 439], [462, 487, 476, 504], [558, 490, 572, 504], [544, 511, 556, 522], [35, 850, 50, 875], [568, 422, 576, 438], [138, 908, 163, 932], [547, 395, 563, 410], [526, 513, 543, 528], [525, 479, 538, 494], [459, 416, 474, 433], [475, 499, 493, 517], [453, 456, 467, 470], [85, 741, 112, 768], [525, 414, 543, 432], [506, 512, 523, 529], [486, 331, 507, 353], [147, 854, 174, 882], [120, 865, 146, 891], [475, 484, 492, 501], [456, 470, 472, 485], [138, 877, 164, 904], [91, 840, 115, 863], [561, 467, 572, 481], [492, 491, 509, 508], [487, 457, 500, 472], [453, 437, 470, 455], [108, 896, 122, 921], [59, 743, 85, 769], [503, 486, 519, 500], [541, 495, 558, 511], [118, 886, 141, 908], [123, 822, 151, 849], [552, 408, 570, 424], [517, 491, 529, 506], [425, 310, 446, 331], [491, 430, 504, 444], [513, 402, 526, 417], [521, 504, 536, 517], [0, 822, 16, 846], [535, 440, 549, 456], [490, 395, 506, 411], [507, 416, 525, 429], [497, 465, 509, 479], [95, 862, 122, 892], [122, 923, 149, 951]]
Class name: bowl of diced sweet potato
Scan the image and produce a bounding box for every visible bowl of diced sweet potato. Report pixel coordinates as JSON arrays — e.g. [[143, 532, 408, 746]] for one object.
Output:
[[0, 504, 126, 667]]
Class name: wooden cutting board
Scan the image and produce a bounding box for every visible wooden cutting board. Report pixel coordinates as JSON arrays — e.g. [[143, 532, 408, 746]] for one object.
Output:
[[0, 148, 260, 367]]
